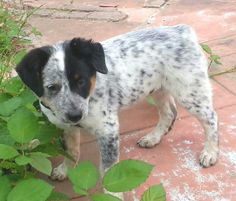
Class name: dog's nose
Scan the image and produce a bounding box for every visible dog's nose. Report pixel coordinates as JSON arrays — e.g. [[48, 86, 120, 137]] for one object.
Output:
[[66, 112, 82, 123]]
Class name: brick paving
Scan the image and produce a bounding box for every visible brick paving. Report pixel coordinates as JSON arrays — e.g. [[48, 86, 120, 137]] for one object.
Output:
[[24, 0, 236, 200]]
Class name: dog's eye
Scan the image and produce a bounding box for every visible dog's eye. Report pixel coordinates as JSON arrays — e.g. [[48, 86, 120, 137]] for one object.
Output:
[[47, 84, 61, 92], [77, 78, 86, 87]]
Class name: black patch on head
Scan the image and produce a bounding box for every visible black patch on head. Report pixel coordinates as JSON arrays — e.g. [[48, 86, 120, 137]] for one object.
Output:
[[64, 48, 95, 98], [64, 38, 108, 98], [16, 46, 51, 97], [69, 38, 108, 74]]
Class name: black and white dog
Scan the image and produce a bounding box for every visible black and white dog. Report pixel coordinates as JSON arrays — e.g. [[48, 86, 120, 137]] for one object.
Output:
[[16, 25, 219, 184]]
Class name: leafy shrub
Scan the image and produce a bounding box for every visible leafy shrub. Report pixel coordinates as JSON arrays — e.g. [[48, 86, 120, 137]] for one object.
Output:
[[0, 2, 66, 200], [200, 43, 222, 68], [67, 160, 166, 201]]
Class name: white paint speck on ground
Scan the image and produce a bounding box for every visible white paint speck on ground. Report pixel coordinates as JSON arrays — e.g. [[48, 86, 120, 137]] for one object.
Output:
[[131, 190, 139, 201], [170, 185, 197, 201], [222, 151, 236, 167], [172, 146, 201, 171], [183, 140, 193, 145], [123, 146, 135, 153]]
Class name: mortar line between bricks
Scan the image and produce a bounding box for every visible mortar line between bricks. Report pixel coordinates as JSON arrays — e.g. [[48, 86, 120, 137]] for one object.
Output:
[[201, 32, 236, 44], [212, 77, 236, 96]]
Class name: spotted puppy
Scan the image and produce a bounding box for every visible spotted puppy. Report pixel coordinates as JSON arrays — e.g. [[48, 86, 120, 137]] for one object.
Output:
[[16, 25, 219, 182]]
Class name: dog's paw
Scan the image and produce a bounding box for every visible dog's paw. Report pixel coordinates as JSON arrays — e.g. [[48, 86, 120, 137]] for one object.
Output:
[[50, 164, 67, 181], [137, 134, 161, 148], [199, 148, 219, 167]]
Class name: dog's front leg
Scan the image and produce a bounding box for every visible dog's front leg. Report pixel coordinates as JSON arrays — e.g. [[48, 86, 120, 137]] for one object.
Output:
[[97, 116, 124, 200], [51, 128, 80, 181]]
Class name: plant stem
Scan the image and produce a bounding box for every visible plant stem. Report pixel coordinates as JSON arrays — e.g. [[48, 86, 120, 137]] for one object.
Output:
[[210, 66, 236, 78]]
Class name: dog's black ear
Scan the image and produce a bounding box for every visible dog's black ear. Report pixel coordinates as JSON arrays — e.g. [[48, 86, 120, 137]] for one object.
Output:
[[16, 46, 51, 97], [70, 38, 108, 74]]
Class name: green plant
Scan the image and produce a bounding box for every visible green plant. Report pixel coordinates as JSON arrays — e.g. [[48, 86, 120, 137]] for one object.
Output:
[[67, 159, 166, 201], [200, 43, 222, 69], [0, 3, 68, 201]]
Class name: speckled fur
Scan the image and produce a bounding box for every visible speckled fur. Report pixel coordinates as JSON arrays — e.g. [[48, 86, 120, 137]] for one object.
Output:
[[17, 25, 219, 189]]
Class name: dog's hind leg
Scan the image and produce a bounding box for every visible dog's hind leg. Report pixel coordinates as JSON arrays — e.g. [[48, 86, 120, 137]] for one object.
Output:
[[166, 72, 219, 167], [137, 90, 177, 148]]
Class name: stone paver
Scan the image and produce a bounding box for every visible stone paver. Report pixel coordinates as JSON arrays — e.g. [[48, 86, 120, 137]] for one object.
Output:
[[23, 0, 236, 200], [24, 0, 128, 22]]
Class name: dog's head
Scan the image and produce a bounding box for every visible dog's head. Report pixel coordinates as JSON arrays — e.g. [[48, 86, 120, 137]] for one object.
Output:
[[16, 38, 107, 126]]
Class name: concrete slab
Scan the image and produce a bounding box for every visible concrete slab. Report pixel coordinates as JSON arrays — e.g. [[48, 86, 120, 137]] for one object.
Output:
[[152, 0, 236, 41], [28, 17, 139, 45]]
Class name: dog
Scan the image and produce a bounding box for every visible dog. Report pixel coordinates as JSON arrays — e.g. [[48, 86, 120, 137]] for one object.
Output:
[[16, 24, 219, 189]]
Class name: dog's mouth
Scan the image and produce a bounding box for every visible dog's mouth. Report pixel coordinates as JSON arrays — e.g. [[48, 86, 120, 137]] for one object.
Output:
[[75, 123, 83, 128], [61, 118, 83, 128]]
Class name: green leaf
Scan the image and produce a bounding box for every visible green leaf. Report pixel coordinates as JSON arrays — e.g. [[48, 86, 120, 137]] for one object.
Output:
[[29, 154, 52, 176], [0, 93, 11, 103], [19, 89, 37, 105], [15, 155, 32, 166], [72, 185, 88, 196], [213, 59, 222, 65], [91, 193, 122, 201], [7, 178, 53, 201], [210, 54, 220, 60], [35, 124, 59, 144], [0, 125, 15, 146], [141, 184, 166, 201], [210, 54, 222, 65], [200, 43, 212, 54], [68, 161, 99, 191], [0, 144, 19, 159], [0, 97, 22, 116], [13, 50, 26, 64], [33, 143, 63, 157], [30, 152, 51, 158], [2, 77, 24, 95], [7, 108, 39, 143], [47, 191, 69, 201], [103, 160, 154, 192], [146, 96, 157, 106], [0, 176, 12, 201]]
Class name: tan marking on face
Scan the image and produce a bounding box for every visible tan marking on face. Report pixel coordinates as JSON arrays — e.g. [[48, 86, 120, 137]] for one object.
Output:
[[89, 75, 96, 95], [40, 97, 50, 106], [40, 97, 55, 112]]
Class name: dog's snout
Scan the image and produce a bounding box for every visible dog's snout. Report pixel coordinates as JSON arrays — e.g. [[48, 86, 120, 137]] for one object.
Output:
[[66, 112, 82, 123]]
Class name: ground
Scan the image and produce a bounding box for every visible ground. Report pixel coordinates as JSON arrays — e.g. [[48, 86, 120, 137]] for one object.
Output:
[[24, 0, 236, 200]]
